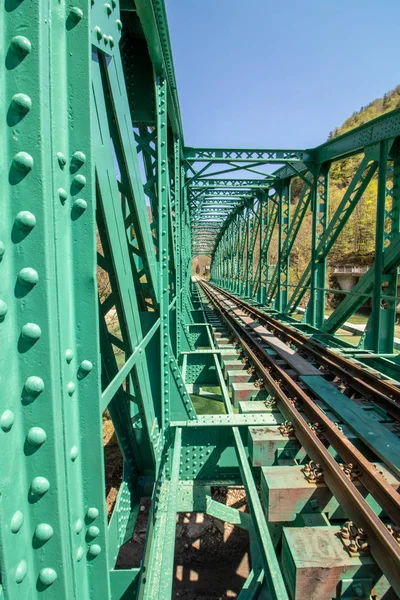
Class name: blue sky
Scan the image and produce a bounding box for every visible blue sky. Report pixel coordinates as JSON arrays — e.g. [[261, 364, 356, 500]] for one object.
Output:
[[165, 0, 400, 150]]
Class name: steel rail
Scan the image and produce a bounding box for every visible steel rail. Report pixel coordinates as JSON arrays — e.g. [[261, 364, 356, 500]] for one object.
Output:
[[206, 282, 400, 421], [199, 280, 400, 595]]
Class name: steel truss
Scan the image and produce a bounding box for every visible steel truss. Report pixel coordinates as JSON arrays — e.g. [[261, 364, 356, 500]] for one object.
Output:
[[1, 0, 400, 599]]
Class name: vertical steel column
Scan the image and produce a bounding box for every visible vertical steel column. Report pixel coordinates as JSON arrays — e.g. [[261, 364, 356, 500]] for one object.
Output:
[[307, 164, 330, 328], [275, 181, 290, 311], [174, 142, 182, 356], [257, 194, 265, 302], [0, 0, 111, 596], [244, 207, 250, 296], [381, 153, 400, 350], [156, 77, 169, 432], [369, 140, 390, 353]]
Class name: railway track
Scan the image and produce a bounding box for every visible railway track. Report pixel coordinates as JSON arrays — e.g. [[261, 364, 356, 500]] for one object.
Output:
[[205, 281, 400, 420], [197, 278, 400, 596]]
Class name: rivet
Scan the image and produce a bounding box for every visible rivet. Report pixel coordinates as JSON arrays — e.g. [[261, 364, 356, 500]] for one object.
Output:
[[27, 427, 47, 446], [72, 198, 87, 213], [86, 507, 99, 520], [0, 409, 15, 432], [67, 381, 76, 396], [65, 348, 74, 362], [18, 267, 38, 287], [0, 241, 5, 258], [11, 93, 32, 115], [21, 323, 41, 341], [108, 36, 114, 47], [10, 36, 31, 57], [35, 523, 53, 542], [79, 359, 93, 375], [38, 568, 57, 586], [72, 174, 86, 189], [30, 476, 50, 496], [88, 544, 101, 558], [103, 33, 109, 44], [15, 559, 27, 583], [13, 151, 34, 173], [115, 19, 122, 30], [87, 525, 100, 538], [57, 152, 67, 168], [70, 6, 83, 22], [77, 546, 84, 561], [58, 188, 68, 204], [94, 26, 103, 40], [70, 445, 79, 461], [111, 0, 116, 7], [16, 211, 36, 230], [24, 376, 44, 398], [0, 300, 8, 318], [71, 151, 86, 167], [105, 3, 112, 14], [10, 510, 24, 533], [76, 519, 83, 534]]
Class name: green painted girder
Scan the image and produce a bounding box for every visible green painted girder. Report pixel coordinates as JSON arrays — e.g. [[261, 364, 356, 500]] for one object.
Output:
[[265, 176, 312, 303], [285, 153, 378, 313], [190, 189, 256, 196], [133, 0, 184, 139], [0, 0, 113, 598], [184, 147, 309, 163], [322, 231, 400, 337], [272, 108, 400, 184], [190, 178, 274, 188]]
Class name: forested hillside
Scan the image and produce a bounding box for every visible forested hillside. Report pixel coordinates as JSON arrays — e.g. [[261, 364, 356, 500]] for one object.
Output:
[[285, 85, 400, 304]]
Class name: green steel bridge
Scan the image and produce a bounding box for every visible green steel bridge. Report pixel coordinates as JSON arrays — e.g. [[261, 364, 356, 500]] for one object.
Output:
[[1, 1, 400, 599]]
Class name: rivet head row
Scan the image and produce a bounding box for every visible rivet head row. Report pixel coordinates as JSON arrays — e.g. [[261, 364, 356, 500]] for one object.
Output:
[[72, 174, 86, 189], [72, 150, 86, 166], [70, 6, 83, 22], [24, 376, 44, 397], [21, 323, 41, 341], [70, 445, 79, 461], [35, 523, 53, 542], [88, 525, 100, 538], [57, 152, 67, 168], [13, 151, 34, 173], [27, 427, 47, 446], [58, 188, 68, 203], [18, 267, 38, 287], [79, 359, 93, 375], [16, 211, 36, 230], [10, 510, 24, 533], [30, 476, 50, 496], [86, 507, 99, 520], [15, 559, 27, 583], [10, 36, 31, 57], [0, 409, 15, 432], [38, 568, 57, 586], [88, 544, 101, 558], [11, 93, 32, 115], [0, 300, 8, 318], [73, 198, 87, 213], [75, 519, 83, 534]]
